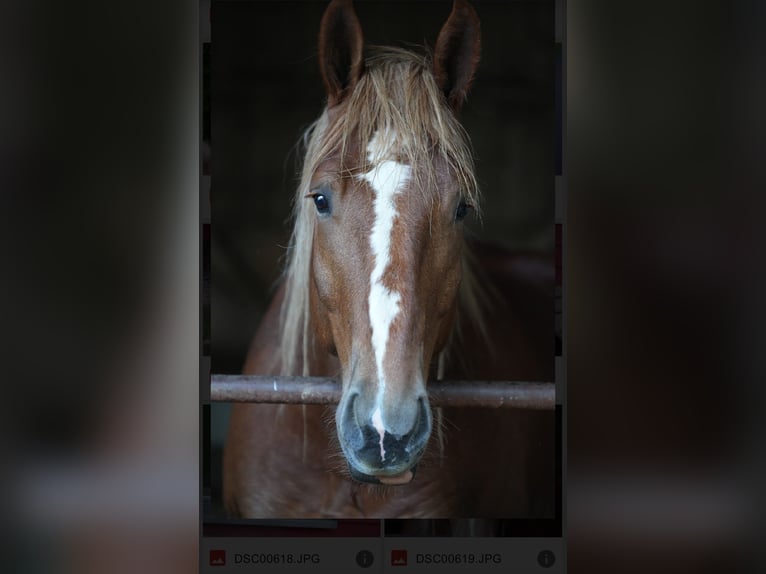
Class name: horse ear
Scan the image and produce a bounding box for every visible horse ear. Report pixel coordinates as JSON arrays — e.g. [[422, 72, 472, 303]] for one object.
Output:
[[433, 0, 481, 112], [318, 0, 364, 106]]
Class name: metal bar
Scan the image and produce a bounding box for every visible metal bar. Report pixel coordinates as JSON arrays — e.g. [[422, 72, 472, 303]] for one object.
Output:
[[211, 375, 555, 410]]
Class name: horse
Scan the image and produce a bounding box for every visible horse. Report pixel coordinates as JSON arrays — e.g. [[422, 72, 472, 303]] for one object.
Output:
[[223, 0, 555, 519]]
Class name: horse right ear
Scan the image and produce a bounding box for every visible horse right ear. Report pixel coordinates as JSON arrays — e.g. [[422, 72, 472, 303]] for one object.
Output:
[[318, 0, 364, 106], [433, 0, 481, 112]]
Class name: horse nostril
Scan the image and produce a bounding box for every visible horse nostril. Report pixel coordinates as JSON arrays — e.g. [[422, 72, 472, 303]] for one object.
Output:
[[339, 393, 366, 452], [416, 397, 431, 437]]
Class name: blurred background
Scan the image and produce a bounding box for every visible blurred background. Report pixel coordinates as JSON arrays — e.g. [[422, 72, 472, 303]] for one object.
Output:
[[567, 1, 766, 572], [211, 0, 556, 374]]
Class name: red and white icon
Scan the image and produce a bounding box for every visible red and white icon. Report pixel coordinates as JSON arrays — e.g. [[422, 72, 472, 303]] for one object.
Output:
[[391, 549, 408, 566], [210, 549, 226, 566]]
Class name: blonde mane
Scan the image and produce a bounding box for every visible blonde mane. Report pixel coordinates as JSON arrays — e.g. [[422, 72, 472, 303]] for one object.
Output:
[[278, 46, 491, 376]]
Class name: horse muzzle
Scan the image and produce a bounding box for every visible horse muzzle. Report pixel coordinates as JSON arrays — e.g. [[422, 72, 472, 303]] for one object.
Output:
[[337, 393, 431, 485]]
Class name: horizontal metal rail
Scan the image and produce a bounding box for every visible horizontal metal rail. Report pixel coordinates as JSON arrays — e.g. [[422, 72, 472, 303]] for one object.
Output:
[[211, 375, 555, 410]]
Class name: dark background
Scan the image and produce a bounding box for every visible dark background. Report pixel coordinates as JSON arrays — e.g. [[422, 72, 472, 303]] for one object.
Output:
[[211, 0, 555, 374]]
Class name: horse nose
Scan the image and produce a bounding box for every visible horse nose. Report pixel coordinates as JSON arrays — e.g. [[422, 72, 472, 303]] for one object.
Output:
[[339, 394, 431, 478]]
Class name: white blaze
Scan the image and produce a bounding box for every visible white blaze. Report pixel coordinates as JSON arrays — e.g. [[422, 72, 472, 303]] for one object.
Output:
[[371, 406, 386, 461], [359, 129, 410, 458]]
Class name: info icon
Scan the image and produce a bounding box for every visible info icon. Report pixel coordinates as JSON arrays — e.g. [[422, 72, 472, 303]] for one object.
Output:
[[391, 549, 408, 566], [356, 550, 374, 568], [537, 549, 555, 568], [210, 549, 226, 566]]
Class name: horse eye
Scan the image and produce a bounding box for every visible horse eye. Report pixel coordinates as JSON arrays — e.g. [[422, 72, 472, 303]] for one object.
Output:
[[313, 193, 331, 214], [455, 199, 472, 222]]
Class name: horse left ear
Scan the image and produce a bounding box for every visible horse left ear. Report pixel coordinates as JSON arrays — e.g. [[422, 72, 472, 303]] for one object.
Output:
[[318, 0, 364, 106], [433, 0, 481, 112]]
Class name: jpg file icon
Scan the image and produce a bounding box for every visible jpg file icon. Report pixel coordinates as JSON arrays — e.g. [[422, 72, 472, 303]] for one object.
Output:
[[391, 549, 408, 566], [210, 549, 226, 566]]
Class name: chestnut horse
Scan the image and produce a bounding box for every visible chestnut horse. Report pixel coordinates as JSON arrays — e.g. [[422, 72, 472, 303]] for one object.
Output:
[[224, 0, 554, 518]]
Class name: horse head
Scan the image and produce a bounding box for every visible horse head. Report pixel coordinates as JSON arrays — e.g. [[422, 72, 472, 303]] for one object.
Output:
[[284, 0, 482, 485]]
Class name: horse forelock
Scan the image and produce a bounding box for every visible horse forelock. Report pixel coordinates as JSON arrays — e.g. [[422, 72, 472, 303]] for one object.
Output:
[[279, 46, 490, 377]]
